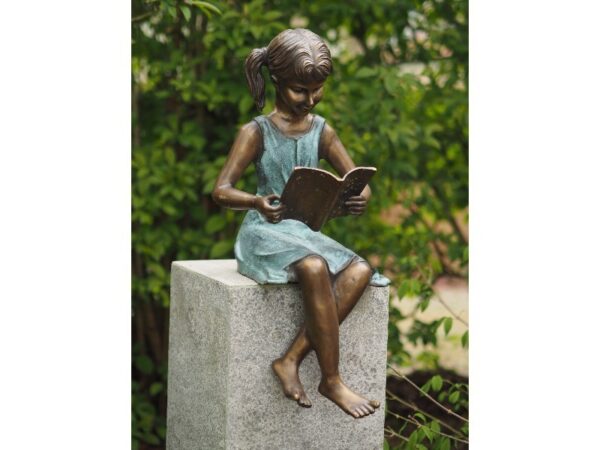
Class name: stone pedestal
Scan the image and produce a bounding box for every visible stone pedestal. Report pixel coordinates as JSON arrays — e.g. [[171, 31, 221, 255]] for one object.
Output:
[[167, 260, 389, 450]]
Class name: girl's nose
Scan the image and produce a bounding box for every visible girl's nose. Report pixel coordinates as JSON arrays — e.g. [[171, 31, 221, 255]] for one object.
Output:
[[307, 93, 315, 106]]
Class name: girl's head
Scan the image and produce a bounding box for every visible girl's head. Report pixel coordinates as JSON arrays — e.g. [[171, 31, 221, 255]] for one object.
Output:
[[245, 29, 333, 111]]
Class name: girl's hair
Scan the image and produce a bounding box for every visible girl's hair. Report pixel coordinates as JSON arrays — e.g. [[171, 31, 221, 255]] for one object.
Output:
[[244, 28, 332, 111]]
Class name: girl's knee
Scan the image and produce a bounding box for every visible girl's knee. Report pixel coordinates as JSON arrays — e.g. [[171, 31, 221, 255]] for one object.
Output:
[[295, 255, 329, 277], [351, 260, 372, 281]]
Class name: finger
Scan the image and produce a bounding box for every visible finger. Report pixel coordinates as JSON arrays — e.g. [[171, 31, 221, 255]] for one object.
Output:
[[346, 195, 365, 201], [349, 209, 365, 215], [345, 201, 366, 207], [265, 206, 285, 215], [264, 194, 281, 203]]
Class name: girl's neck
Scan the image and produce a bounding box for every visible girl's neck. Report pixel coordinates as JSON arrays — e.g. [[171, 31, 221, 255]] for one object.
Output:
[[267, 109, 314, 138], [271, 105, 306, 124]]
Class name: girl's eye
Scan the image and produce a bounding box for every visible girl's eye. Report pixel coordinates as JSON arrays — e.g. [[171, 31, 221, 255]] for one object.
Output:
[[292, 88, 304, 93]]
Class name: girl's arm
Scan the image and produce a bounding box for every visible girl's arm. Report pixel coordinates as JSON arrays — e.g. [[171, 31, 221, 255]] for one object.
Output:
[[212, 122, 285, 222], [319, 123, 371, 215]]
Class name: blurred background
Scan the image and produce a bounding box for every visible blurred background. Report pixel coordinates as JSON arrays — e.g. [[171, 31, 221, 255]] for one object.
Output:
[[132, 0, 468, 448]]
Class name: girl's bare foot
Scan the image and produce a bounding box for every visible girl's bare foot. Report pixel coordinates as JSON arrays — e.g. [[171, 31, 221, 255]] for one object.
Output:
[[318, 376, 380, 418], [272, 357, 312, 407]]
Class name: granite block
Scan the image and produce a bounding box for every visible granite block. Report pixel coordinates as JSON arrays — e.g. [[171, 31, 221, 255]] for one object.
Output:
[[167, 260, 389, 450]]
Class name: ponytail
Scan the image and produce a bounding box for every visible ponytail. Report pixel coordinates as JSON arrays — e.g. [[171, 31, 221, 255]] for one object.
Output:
[[244, 47, 268, 111]]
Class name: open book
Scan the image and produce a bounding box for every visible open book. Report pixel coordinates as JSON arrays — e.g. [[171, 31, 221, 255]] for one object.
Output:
[[279, 166, 377, 231]]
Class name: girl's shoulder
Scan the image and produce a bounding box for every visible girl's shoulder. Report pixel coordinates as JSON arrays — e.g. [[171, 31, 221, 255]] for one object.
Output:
[[232, 120, 263, 158], [319, 119, 337, 144], [317, 119, 344, 160], [238, 119, 263, 139], [249, 115, 270, 137]]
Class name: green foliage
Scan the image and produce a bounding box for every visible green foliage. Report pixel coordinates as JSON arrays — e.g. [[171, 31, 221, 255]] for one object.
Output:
[[132, 0, 467, 447], [387, 372, 468, 449]]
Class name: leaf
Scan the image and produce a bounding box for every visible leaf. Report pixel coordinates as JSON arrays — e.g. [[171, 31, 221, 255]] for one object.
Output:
[[431, 375, 443, 392], [142, 433, 160, 445], [180, 5, 191, 22], [239, 95, 254, 115], [383, 74, 398, 96], [205, 215, 227, 234], [461, 330, 469, 348], [263, 11, 283, 21], [189, 1, 222, 16], [440, 436, 451, 450], [355, 67, 378, 78], [383, 440, 390, 450], [421, 425, 433, 442], [443, 317, 453, 336], [210, 240, 233, 258], [134, 355, 154, 375], [149, 382, 163, 396], [413, 412, 427, 423], [165, 147, 176, 165], [407, 430, 419, 448], [449, 390, 460, 404], [162, 203, 177, 216]]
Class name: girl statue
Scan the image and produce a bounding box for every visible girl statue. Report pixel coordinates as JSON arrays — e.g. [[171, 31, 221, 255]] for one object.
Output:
[[212, 28, 390, 419]]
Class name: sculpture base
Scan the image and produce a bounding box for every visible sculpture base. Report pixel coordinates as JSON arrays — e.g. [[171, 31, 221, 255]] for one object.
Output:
[[167, 260, 389, 450]]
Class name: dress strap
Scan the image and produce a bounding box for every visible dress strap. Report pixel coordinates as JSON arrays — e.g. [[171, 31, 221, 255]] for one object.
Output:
[[252, 116, 269, 163], [312, 115, 326, 138]]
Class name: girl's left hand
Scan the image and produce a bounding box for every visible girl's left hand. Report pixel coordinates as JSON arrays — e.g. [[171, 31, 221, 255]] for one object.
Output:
[[344, 195, 368, 215]]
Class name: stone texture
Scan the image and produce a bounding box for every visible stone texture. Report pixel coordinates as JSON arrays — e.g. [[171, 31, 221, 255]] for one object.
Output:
[[167, 260, 389, 450]]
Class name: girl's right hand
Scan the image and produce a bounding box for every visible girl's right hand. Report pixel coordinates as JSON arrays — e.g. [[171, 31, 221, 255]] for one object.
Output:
[[255, 194, 286, 223]]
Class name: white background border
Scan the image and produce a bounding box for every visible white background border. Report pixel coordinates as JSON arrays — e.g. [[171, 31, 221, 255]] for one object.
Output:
[[1, 1, 599, 448], [0, 1, 130, 447]]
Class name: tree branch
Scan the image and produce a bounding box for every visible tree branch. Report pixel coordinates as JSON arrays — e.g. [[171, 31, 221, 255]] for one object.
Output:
[[413, 264, 469, 327], [386, 389, 466, 438], [387, 409, 469, 444], [435, 290, 469, 327], [389, 366, 469, 424], [384, 426, 410, 443]]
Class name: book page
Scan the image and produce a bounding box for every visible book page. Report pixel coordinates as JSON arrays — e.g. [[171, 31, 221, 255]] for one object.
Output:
[[329, 167, 377, 218]]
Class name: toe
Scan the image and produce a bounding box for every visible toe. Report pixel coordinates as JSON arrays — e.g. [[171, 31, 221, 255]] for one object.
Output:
[[365, 404, 375, 414], [369, 399, 380, 409], [299, 395, 312, 408]]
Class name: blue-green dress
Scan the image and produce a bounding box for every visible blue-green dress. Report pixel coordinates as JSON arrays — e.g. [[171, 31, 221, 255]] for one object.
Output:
[[234, 114, 390, 287]]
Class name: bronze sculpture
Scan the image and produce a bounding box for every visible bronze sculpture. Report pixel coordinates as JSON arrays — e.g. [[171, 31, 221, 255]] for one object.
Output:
[[212, 28, 389, 419]]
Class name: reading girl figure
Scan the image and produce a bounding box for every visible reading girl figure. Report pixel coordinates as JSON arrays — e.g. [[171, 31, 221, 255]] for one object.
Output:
[[212, 28, 389, 419]]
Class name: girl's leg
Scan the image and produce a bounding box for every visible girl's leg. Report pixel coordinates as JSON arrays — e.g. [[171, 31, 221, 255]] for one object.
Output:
[[272, 257, 379, 417], [272, 259, 373, 407]]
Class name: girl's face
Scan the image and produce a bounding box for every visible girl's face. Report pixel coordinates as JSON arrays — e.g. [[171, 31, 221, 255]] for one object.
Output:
[[277, 79, 325, 117]]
